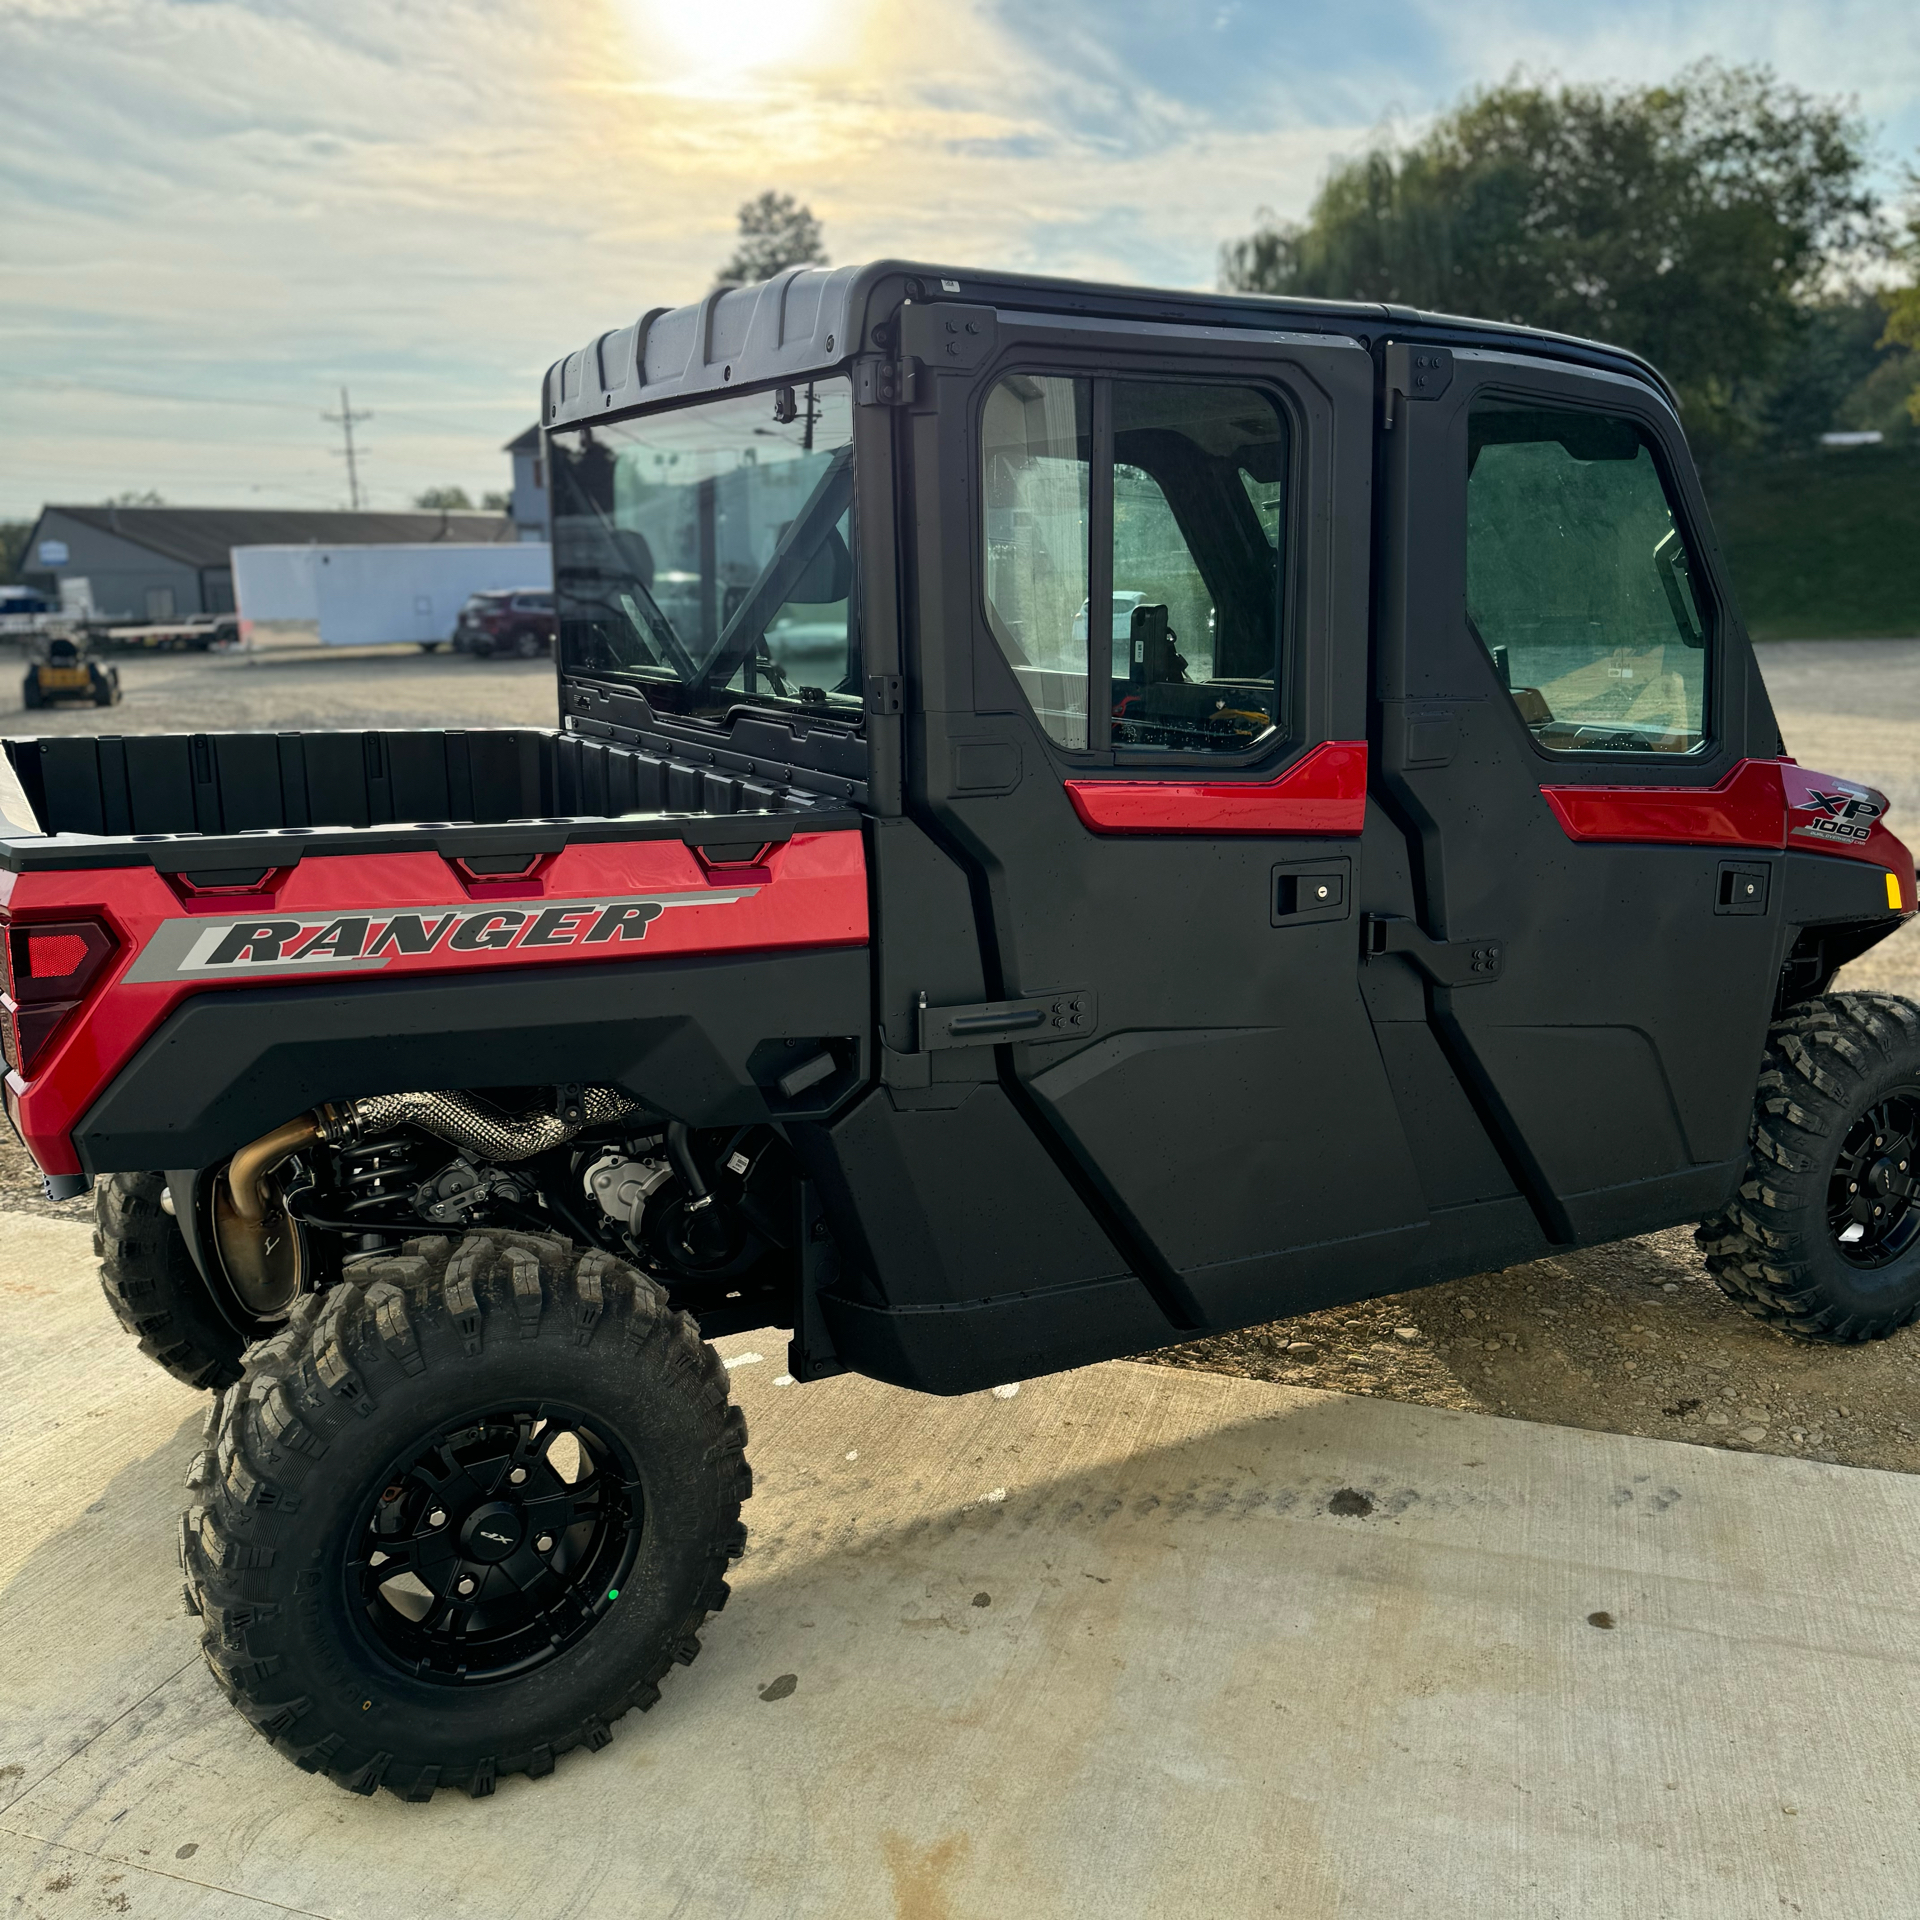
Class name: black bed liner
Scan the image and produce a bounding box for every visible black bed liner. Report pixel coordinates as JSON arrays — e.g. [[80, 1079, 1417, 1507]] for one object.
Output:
[[0, 725, 861, 875]]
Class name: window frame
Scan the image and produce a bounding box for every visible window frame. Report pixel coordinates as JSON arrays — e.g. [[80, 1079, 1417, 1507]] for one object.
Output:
[[1464, 380, 1722, 768], [973, 362, 1305, 772]]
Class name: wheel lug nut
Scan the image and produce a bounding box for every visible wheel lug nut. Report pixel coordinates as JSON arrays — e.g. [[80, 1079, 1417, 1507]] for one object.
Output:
[[428, 1509, 447, 1528], [456, 1576, 477, 1596], [1851, 1184, 1859, 1193], [509, 1468, 528, 1485], [535, 1533, 554, 1554]]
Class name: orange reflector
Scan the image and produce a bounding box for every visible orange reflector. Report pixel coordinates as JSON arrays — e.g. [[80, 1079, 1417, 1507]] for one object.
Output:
[[25, 932, 89, 979]]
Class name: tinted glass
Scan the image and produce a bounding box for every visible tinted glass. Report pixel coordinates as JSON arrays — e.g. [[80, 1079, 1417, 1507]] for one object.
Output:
[[550, 378, 858, 723], [1467, 402, 1708, 754]]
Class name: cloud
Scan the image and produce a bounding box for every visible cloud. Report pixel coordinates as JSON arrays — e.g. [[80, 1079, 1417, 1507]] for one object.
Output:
[[1, 0, 1913, 515]]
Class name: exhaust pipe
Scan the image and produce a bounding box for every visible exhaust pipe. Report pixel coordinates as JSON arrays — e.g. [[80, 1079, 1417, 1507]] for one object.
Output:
[[316, 1086, 642, 1161]]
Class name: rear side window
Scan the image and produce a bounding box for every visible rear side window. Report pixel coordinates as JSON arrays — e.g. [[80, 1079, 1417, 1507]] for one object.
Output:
[[1467, 401, 1709, 755], [982, 374, 1286, 759]]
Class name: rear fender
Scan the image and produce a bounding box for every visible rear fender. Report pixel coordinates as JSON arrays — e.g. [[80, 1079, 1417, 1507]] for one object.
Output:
[[74, 947, 870, 1174]]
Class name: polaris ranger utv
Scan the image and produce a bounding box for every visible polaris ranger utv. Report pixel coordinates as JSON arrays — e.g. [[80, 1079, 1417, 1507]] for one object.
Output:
[[2, 261, 1914, 1801]]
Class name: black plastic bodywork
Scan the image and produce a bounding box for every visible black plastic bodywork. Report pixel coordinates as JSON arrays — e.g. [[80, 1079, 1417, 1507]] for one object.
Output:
[[9, 261, 1913, 1397]]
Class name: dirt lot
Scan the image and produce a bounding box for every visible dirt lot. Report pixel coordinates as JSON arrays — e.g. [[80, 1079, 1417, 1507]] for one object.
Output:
[[5, 636, 1920, 1472]]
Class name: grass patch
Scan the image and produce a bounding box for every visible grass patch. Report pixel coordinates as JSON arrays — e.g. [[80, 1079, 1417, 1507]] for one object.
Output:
[[1707, 447, 1920, 640]]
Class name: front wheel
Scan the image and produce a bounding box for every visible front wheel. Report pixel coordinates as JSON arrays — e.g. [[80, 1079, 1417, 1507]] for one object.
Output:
[[1698, 992, 1920, 1341], [181, 1230, 750, 1799]]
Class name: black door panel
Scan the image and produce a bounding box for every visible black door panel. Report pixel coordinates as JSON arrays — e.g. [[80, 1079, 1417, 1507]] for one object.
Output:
[[1377, 349, 1787, 1249], [901, 313, 1429, 1331]]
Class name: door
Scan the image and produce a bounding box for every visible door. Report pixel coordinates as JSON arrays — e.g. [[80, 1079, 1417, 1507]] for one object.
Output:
[[1375, 348, 1789, 1249], [902, 308, 1428, 1333]]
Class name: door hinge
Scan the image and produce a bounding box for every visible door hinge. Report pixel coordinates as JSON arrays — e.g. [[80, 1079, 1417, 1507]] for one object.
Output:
[[1364, 914, 1502, 986], [854, 356, 918, 407], [916, 988, 1097, 1052], [864, 673, 903, 715], [1382, 343, 1454, 429]]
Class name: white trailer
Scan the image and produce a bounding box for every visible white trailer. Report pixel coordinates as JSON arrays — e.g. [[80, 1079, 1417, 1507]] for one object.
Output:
[[231, 543, 551, 648]]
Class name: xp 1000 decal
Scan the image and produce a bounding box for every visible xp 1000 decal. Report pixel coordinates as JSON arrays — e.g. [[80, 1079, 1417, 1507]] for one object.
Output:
[[1784, 767, 1888, 848], [121, 887, 755, 984]]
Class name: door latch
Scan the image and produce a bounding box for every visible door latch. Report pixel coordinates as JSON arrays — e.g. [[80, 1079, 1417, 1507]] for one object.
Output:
[[916, 988, 1097, 1051], [1363, 914, 1502, 986]]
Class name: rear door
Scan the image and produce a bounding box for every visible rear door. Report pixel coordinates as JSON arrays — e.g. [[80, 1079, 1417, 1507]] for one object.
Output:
[[898, 305, 1428, 1332], [1375, 348, 1788, 1249]]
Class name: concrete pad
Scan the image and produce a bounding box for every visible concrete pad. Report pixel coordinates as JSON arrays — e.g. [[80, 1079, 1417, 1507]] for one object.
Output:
[[5, 1239, 1920, 1917]]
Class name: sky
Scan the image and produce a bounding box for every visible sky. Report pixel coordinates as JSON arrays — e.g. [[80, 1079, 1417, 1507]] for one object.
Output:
[[3, 0, 1919, 521]]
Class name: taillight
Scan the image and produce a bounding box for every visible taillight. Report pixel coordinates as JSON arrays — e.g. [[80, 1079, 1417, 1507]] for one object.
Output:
[[0, 915, 119, 1078]]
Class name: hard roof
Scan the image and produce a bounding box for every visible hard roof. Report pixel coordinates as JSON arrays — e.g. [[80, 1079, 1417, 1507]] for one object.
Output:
[[541, 258, 1674, 433], [31, 505, 518, 571]]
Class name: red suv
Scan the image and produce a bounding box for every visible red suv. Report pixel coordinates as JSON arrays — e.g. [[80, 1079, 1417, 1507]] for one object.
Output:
[[452, 589, 555, 658]]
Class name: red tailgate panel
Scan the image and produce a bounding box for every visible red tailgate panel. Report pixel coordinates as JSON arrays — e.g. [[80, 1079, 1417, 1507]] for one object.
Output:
[[3, 828, 868, 1175]]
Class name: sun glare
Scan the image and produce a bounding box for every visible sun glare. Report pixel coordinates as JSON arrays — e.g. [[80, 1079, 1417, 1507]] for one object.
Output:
[[623, 0, 840, 78]]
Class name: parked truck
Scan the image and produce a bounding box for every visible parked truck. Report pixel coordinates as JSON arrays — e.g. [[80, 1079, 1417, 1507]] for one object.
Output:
[[3, 261, 1915, 1802]]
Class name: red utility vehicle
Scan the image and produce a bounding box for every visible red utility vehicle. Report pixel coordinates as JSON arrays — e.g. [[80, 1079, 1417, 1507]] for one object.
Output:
[[2, 260, 1916, 1802]]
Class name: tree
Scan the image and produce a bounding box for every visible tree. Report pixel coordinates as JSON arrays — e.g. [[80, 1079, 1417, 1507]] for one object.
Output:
[[1221, 63, 1880, 449], [0, 523, 30, 585], [1880, 187, 1920, 432], [716, 191, 827, 288], [413, 486, 473, 510], [481, 490, 511, 511]]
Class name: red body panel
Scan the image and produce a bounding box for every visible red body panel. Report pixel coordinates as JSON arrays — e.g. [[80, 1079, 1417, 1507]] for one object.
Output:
[[1541, 757, 1917, 909], [1064, 738, 1368, 836], [2, 829, 868, 1177]]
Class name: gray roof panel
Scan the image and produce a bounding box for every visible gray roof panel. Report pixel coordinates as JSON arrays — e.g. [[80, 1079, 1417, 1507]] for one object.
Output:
[[541, 258, 1678, 437]]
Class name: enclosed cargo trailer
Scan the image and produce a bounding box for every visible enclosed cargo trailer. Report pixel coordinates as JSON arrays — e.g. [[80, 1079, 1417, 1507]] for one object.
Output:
[[232, 542, 551, 649]]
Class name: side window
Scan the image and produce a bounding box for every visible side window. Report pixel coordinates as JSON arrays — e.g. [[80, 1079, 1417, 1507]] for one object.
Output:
[[982, 376, 1092, 750], [1109, 381, 1283, 752], [980, 374, 1286, 758], [1467, 401, 1709, 754]]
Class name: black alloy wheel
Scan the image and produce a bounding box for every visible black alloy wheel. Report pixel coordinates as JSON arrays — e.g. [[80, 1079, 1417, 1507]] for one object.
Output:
[[182, 1229, 750, 1799], [1699, 993, 1920, 1341], [351, 1406, 640, 1684], [1827, 1091, 1920, 1268]]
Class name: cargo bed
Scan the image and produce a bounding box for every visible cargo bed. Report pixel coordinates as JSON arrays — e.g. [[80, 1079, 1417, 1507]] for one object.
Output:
[[0, 723, 863, 873]]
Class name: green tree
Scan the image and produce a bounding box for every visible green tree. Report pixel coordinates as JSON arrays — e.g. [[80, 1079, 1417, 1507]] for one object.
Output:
[[481, 490, 511, 512], [716, 191, 827, 288], [0, 522, 30, 585], [413, 486, 473, 510], [1221, 63, 1880, 449], [1880, 188, 1920, 431]]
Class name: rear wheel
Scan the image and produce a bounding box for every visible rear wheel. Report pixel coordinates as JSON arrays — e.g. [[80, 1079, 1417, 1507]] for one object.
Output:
[[513, 629, 545, 659], [21, 674, 42, 710], [1698, 992, 1920, 1341], [96, 1173, 248, 1390], [180, 1229, 749, 1799]]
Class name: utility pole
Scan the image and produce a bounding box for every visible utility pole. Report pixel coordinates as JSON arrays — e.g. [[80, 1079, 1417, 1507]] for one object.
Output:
[[322, 386, 373, 509]]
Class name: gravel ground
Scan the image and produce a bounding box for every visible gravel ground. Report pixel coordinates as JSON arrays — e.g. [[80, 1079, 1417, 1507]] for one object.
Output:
[[5, 635, 1920, 1472]]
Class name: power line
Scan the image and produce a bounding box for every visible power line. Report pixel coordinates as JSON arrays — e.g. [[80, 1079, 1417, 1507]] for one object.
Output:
[[321, 385, 374, 511]]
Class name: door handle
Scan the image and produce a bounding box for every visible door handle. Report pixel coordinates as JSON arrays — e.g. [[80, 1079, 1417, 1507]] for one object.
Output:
[[1363, 915, 1503, 986], [916, 989, 1098, 1051]]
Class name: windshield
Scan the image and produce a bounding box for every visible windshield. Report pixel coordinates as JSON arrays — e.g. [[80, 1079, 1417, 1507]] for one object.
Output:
[[550, 377, 859, 724]]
